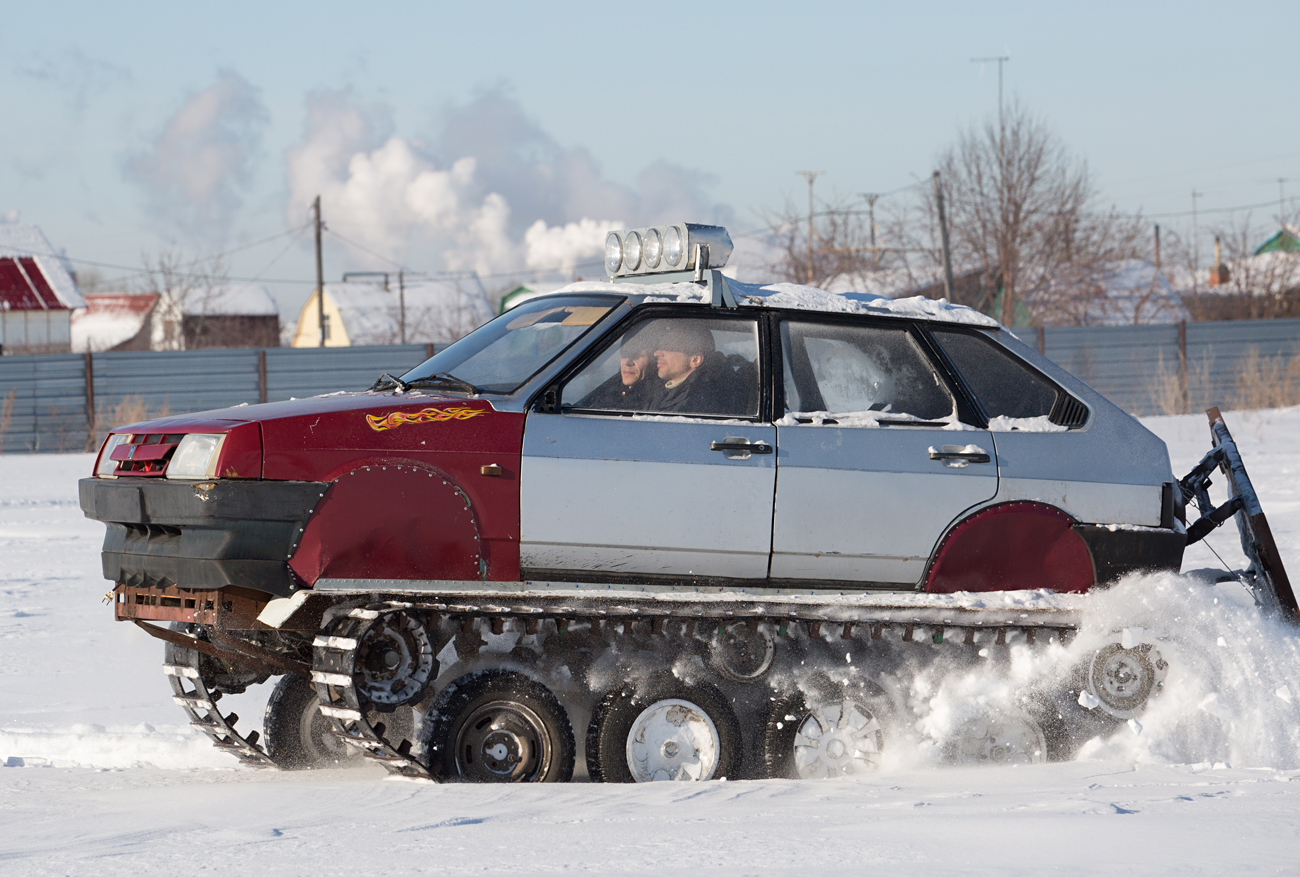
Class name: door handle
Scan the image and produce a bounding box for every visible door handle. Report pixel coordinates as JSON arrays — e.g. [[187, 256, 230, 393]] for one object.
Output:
[[928, 444, 991, 464], [711, 440, 773, 454]]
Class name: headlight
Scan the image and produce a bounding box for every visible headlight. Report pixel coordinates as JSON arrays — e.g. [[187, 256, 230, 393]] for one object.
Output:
[[663, 226, 683, 267], [643, 228, 662, 268], [95, 433, 131, 477], [623, 231, 642, 271], [604, 232, 623, 274], [166, 433, 226, 480]]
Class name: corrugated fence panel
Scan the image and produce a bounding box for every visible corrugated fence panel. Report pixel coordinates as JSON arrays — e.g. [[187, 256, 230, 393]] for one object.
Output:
[[264, 345, 434, 401], [1043, 324, 1181, 415], [1, 321, 1297, 451], [0, 354, 88, 452], [94, 349, 262, 418]]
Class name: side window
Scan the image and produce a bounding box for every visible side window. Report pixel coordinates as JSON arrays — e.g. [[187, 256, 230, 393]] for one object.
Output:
[[562, 316, 761, 418], [929, 329, 1063, 421], [781, 321, 953, 421]]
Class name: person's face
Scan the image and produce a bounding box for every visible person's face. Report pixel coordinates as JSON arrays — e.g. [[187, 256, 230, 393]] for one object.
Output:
[[620, 349, 651, 386], [654, 348, 702, 382]]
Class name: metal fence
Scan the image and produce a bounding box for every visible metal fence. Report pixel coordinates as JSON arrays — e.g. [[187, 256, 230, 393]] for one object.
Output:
[[1, 318, 1298, 453], [0, 344, 438, 453]]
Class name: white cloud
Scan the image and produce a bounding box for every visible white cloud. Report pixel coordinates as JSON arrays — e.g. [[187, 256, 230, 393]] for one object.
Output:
[[125, 71, 267, 238], [283, 90, 731, 281]]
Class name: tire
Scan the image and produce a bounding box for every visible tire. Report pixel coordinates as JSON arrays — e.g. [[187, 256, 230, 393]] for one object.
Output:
[[587, 676, 742, 783], [421, 670, 574, 783], [763, 687, 889, 779], [264, 673, 361, 769]]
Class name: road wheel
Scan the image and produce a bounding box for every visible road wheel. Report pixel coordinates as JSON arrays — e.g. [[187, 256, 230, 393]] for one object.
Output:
[[764, 687, 888, 779], [587, 676, 742, 782], [264, 673, 361, 769], [422, 670, 574, 783], [946, 707, 1046, 765]]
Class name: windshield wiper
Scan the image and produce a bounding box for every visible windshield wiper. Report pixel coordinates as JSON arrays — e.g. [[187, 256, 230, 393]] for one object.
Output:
[[370, 372, 411, 392], [404, 372, 480, 394]]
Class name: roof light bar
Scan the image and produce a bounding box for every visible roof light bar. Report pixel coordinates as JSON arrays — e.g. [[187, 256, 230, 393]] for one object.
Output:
[[605, 223, 733, 278]]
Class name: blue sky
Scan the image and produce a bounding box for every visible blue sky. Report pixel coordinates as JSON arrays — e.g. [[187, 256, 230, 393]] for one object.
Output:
[[3, 0, 1296, 313]]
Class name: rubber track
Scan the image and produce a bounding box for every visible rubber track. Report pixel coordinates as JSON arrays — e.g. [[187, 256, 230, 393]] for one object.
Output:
[[164, 629, 276, 768]]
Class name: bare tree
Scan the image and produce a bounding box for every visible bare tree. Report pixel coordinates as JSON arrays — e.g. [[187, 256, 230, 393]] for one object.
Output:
[[765, 195, 879, 288], [137, 250, 230, 349], [930, 101, 1146, 326]]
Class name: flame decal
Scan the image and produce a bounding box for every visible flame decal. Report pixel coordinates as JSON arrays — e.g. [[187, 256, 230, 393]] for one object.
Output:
[[366, 405, 486, 432]]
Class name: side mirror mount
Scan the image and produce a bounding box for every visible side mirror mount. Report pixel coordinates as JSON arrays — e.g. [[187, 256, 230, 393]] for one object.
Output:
[[534, 386, 560, 414]]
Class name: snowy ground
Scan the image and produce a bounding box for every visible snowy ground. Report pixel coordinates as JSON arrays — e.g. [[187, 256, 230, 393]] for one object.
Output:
[[2, 408, 1299, 875]]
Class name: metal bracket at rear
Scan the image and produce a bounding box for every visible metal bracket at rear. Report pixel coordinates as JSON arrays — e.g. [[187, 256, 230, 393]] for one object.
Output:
[[1180, 407, 1298, 624]]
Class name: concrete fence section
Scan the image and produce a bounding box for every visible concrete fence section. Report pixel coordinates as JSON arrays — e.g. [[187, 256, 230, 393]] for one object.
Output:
[[0, 318, 1297, 453]]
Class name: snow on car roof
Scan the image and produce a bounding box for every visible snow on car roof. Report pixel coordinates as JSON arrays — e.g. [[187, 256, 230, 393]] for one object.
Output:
[[555, 278, 1000, 328]]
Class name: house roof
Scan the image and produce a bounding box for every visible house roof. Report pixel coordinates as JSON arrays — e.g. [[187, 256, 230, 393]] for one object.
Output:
[[171, 283, 278, 317], [500, 281, 569, 313], [1255, 227, 1300, 255], [325, 274, 495, 345], [71, 293, 158, 351], [0, 223, 85, 310]]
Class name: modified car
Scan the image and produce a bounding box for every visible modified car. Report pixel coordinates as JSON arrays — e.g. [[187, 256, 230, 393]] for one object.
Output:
[[79, 222, 1295, 782]]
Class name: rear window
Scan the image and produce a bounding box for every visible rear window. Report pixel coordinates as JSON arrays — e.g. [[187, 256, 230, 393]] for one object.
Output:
[[929, 329, 1059, 420]]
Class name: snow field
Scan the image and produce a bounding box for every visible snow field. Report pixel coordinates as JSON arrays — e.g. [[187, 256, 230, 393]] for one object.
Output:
[[1, 408, 1299, 873]]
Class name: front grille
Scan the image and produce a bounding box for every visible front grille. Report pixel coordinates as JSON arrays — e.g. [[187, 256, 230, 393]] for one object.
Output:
[[110, 433, 185, 476]]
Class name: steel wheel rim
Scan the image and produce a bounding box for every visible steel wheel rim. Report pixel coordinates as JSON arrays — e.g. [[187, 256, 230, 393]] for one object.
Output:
[[714, 623, 777, 682], [453, 699, 552, 782], [356, 615, 434, 706], [299, 697, 355, 764], [1089, 643, 1156, 715], [626, 698, 720, 782], [792, 699, 884, 779]]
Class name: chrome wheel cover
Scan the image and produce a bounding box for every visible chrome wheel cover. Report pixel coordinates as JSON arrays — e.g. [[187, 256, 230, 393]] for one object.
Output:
[[627, 698, 720, 782], [951, 709, 1046, 765], [792, 699, 885, 779]]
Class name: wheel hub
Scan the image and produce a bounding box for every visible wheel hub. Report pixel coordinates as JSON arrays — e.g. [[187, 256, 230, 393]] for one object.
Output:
[[628, 699, 720, 782], [355, 614, 435, 706], [712, 623, 777, 682], [792, 699, 884, 779], [950, 710, 1045, 765], [454, 700, 551, 782], [1087, 643, 1163, 718]]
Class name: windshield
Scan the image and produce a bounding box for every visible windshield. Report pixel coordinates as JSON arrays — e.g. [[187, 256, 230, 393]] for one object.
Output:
[[399, 295, 622, 394]]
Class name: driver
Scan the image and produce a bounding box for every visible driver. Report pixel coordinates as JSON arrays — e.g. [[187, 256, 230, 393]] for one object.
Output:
[[651, 322, 721, 414]]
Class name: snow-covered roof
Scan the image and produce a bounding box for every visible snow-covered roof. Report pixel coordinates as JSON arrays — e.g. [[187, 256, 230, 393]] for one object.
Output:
[[0, 223, 85, 309], [555, 278, 1001, 328], [172, 283, 277, 317], [71, 293, 157, 351], [501, 281, 569, 312], [328, 274, 495, 345]]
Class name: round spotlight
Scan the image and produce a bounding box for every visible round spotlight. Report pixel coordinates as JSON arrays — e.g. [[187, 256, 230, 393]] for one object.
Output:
[[605, 232, 623, 275], [643, 228, 662, 268], [663, 226, 683, 267], [623, 231, 642, 271]]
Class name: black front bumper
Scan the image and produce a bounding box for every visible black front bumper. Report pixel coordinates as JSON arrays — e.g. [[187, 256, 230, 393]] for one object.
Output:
[[78, 477, 328, 598]]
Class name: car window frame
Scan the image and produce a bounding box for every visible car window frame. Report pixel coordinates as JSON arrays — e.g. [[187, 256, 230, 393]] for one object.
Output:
[[919, 324, 1086, 429], [538, 305, 774, 423], [770, 311, 985, 428]]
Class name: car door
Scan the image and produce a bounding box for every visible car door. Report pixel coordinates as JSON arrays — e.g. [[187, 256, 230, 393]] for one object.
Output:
[[770, 318, 998, 586], [519, 311, 776, 581]]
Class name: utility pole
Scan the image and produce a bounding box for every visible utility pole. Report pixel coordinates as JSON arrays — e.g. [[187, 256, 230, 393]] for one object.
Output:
[[933, 171, 956, 302], [862, 193, 881, 268], [1154, 223, 1161, 270], [971, 55, 1011, 134], [1191, 190, 1202, 294], [398, 270, 407, 345], [1280, 178, 1289, 225], [313, 195, 325, 347], [797, 171, 823, 284]]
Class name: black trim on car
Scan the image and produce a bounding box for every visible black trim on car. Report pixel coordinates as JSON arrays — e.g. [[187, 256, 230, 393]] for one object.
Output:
[[1073, 524, 1186, 586], [79, 477, 328, 598]]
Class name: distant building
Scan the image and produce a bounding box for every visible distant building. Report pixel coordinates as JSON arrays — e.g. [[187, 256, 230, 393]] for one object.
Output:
[[498, 281, 569, 313], [0, 223, 86, 354], [72, 284, 280, 351], [1255, 225, 1300, 255], [291, 274, 493, 347]]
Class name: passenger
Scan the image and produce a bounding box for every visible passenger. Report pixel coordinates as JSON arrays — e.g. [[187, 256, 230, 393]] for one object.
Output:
[[578, 325, 659, 410], [651, 322, 730, 414]]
